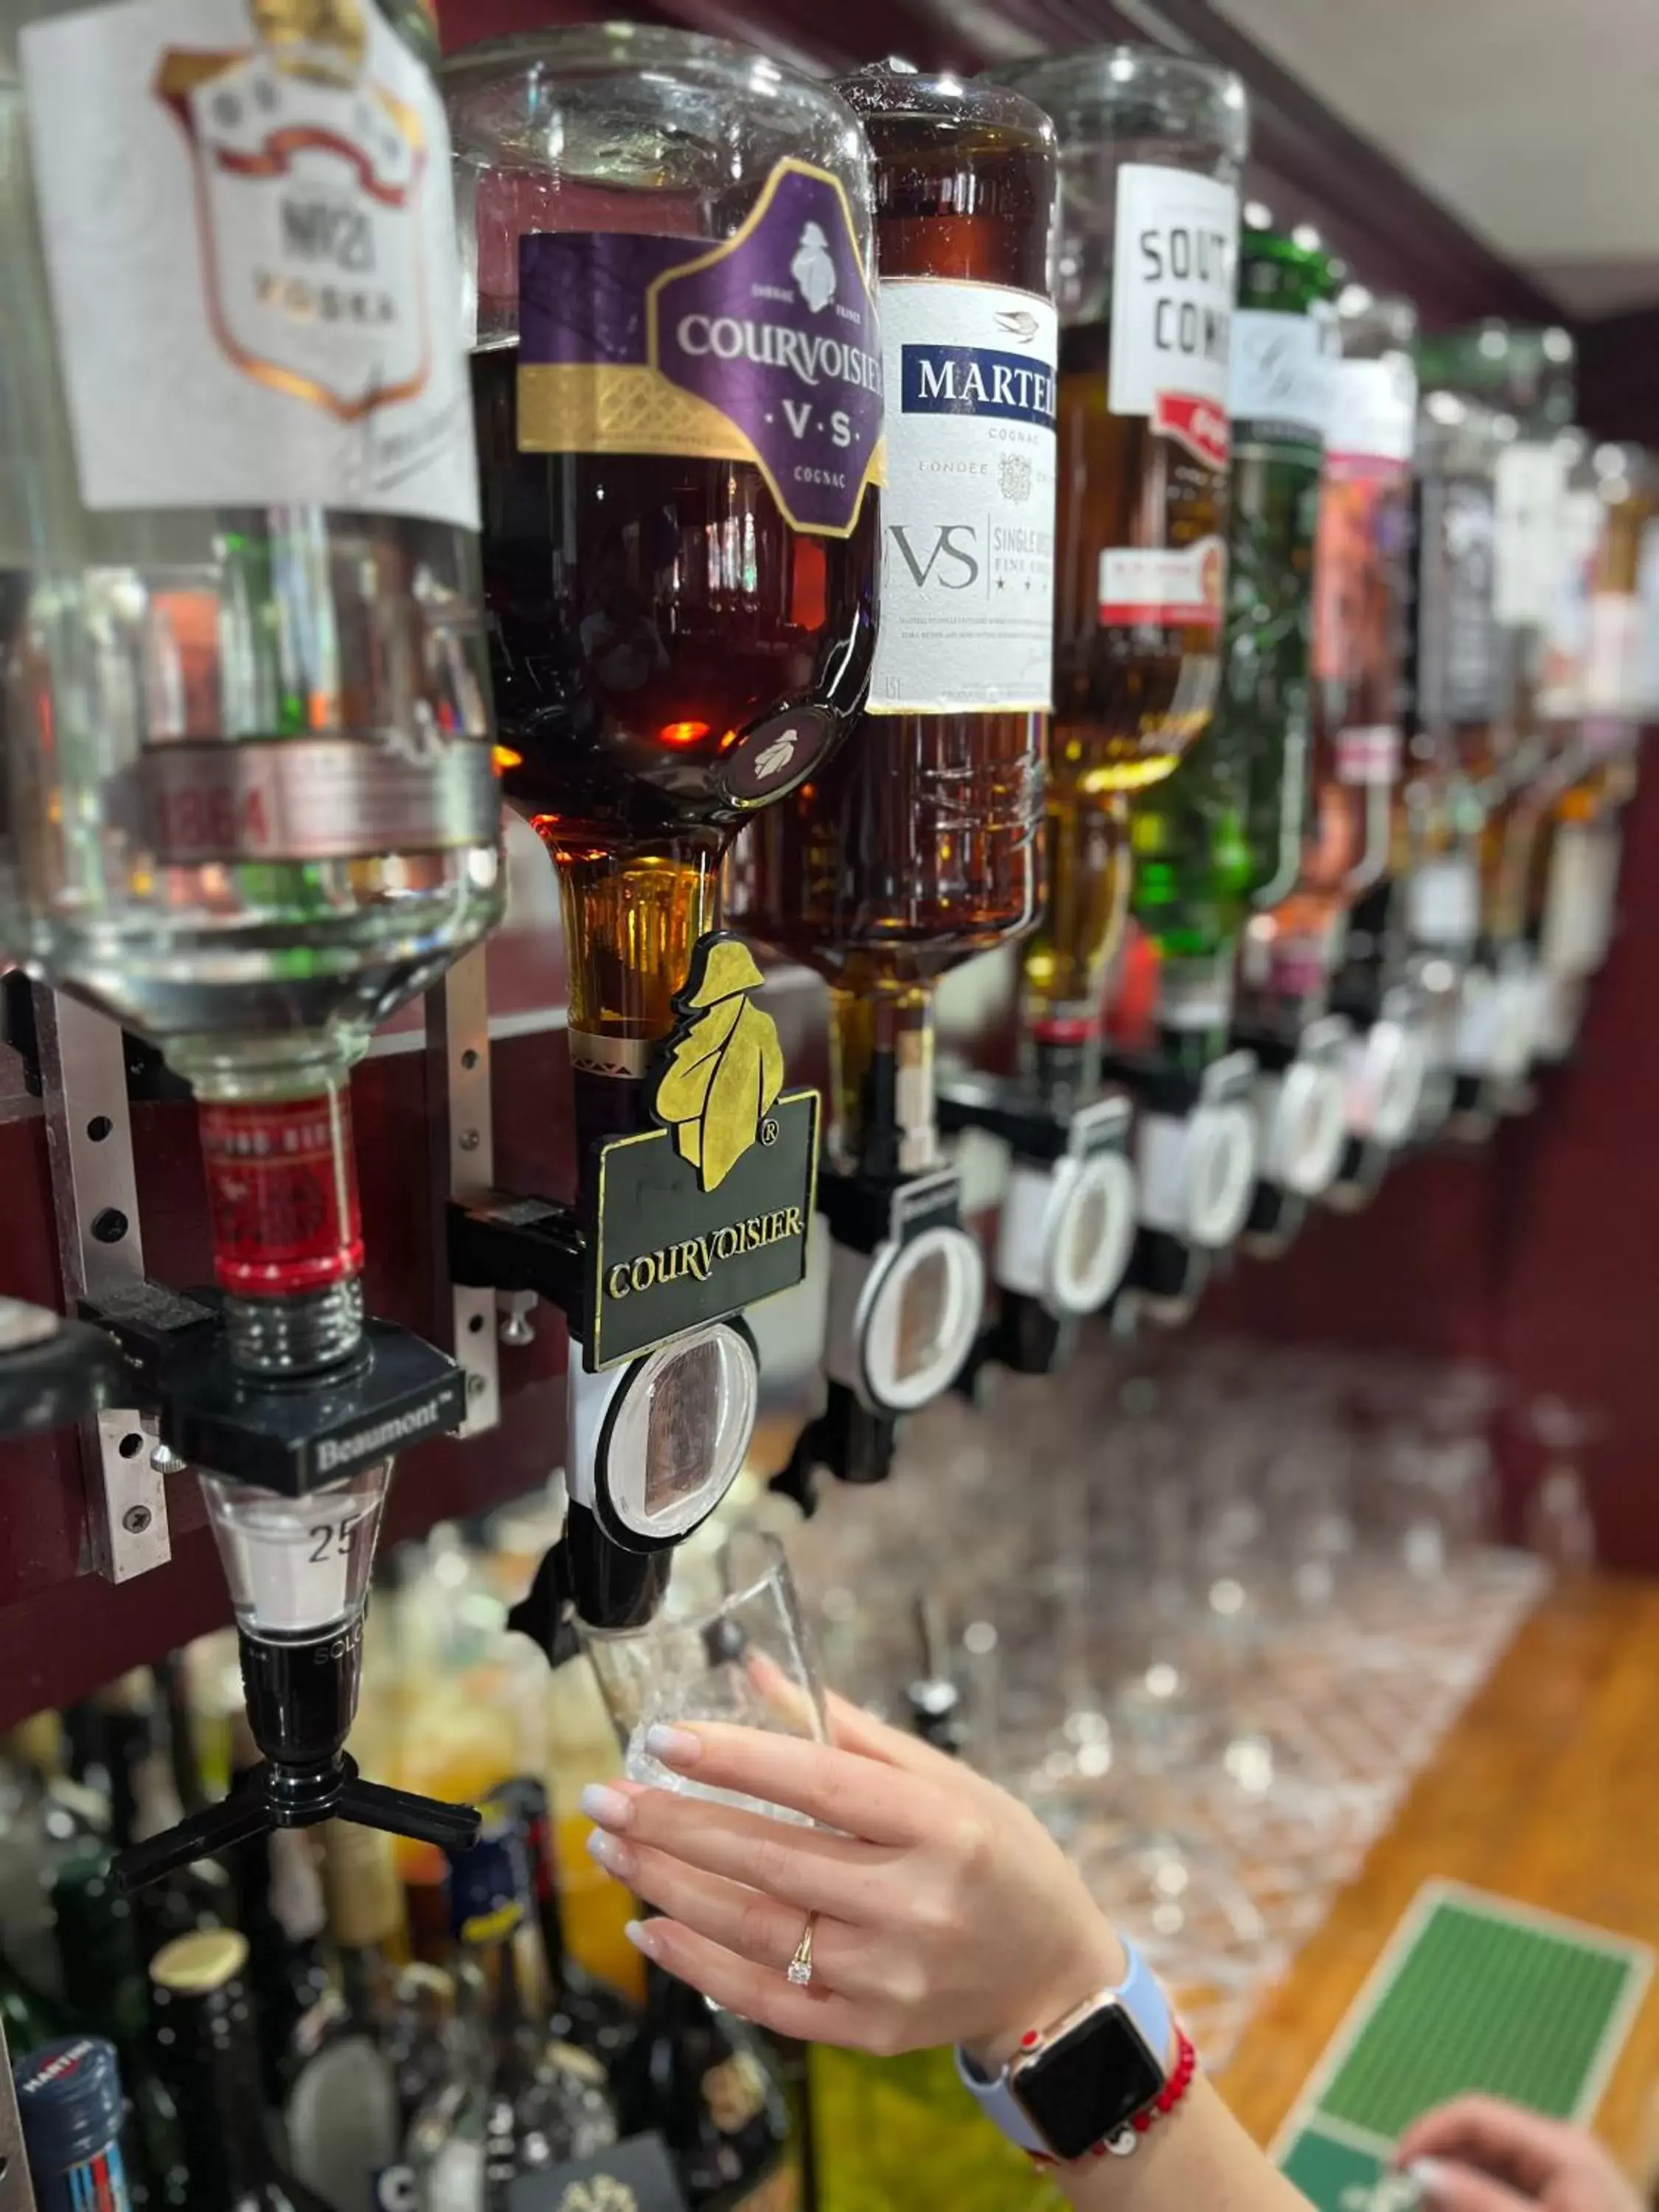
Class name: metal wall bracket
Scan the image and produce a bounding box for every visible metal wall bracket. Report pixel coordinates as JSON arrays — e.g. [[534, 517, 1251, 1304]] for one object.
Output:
[[33, 987, 173, 1582], [426, 946, 502, 1438]]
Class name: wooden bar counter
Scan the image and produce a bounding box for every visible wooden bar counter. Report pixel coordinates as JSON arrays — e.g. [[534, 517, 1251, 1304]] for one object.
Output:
[[1219, 1575, 1659, 2177]]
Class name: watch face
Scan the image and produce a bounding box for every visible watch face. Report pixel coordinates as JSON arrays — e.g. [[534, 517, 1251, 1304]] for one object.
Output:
[[1014, 2003, 1164, 2163]]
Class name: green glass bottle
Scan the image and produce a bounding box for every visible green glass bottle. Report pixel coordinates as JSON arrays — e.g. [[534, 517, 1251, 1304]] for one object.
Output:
[[1131, 214, 1338, 1048]]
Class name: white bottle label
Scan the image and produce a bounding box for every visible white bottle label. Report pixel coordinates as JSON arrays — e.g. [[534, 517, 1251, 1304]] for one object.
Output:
[[1230, 306, 1332, 448], [1099, 538, 1225, 630], [867, 278, 1057, 714], [21, 0, 480, 529], [1407, 852, 1480, 949], [1326, 353, 1418, 465], [1108, 164, 1238, 441], [1493, 439, 1567, 626], [1539, 487, 1604, 717]]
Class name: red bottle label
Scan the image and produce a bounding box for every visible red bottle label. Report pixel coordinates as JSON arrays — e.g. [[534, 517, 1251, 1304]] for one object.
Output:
[[198, 1093, 364, 1296]]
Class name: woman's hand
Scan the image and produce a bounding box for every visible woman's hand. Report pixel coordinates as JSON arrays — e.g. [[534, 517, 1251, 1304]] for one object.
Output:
[[1399, 2097, 1644, 2212], [579, 1691, 1127, 2065]]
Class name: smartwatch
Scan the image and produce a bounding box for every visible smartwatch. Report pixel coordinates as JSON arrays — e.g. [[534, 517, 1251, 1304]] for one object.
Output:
[[956, 1937, 1172, 2163]]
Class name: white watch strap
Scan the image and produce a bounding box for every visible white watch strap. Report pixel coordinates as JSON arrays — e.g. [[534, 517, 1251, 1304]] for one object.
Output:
[[955, 1938, 1172, 2157]]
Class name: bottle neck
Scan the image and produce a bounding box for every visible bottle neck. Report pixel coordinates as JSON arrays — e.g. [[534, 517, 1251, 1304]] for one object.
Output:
[[467, 1913, 546, 2062], [159, 1985, 280, 2205], [1018, 789, 1133, 1107], [173, 1035, 368, 1378], [827, 983, 939, 1180], [551, 837, 723, 1165]]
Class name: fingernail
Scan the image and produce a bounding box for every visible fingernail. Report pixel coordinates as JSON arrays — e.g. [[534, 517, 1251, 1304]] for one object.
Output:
[[585, 1829, 631, 1877], [644, 1724, 702, 1767], [624, 1919, 661, 1959], [579, 1782, 633, 1830], [1406, 2159, 1452, 2204]]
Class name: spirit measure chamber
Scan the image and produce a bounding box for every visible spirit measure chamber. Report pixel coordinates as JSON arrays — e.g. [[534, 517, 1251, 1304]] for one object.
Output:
[[1, 0, 503, 1880], [442, 28, 880, 1630]]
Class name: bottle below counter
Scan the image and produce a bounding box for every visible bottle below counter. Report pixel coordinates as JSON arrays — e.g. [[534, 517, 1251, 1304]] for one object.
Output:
[[147, 1928, 332, 2212], [619, 1960, 792, 2211], [14, 2035, 136, 2212], [404, 1808, 619, 2212]]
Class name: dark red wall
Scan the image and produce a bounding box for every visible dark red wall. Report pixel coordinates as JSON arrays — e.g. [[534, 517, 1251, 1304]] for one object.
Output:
[[1203, 748, 1659, 1568]]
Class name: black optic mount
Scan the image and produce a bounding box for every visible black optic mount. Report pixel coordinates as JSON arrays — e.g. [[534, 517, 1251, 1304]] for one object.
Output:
[[1098, 1046, 1256, 1325], [938, 1077, 1133, 1388], [506, 1503, 675, 1666], [768, 1167, 902, 1517], [769, 1166, 969, 1515], [80, 1282, 477, 1891], [0, 1301, 122, 1439], [87, 1281, 467, 1497], [448, 1194, 585, 1330], [115, 1621, 480, 1892]]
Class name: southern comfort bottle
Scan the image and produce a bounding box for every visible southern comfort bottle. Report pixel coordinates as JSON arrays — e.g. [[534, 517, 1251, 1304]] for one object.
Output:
[[987, 47, 1248, 1101]]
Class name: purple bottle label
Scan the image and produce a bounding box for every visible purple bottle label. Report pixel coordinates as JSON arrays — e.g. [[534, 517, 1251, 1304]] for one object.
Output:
[[516, 159, 883, 538]]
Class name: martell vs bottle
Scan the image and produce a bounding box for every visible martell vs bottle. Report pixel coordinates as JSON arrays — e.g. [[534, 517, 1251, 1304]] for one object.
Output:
[[445, 29, 881, 1627], [732, 60, 1058, 1478]]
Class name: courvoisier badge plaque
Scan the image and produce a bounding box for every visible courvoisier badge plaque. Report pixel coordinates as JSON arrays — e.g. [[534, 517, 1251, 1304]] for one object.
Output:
[[586, 935, 819, 1371]]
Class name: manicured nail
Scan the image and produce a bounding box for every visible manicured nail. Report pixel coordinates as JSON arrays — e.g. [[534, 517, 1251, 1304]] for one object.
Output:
[[585, 1829, 632, 1877], [624, 1919, 661, 1959], [579, 1782, 633, 1830], [644, 1724, 702, 1767]]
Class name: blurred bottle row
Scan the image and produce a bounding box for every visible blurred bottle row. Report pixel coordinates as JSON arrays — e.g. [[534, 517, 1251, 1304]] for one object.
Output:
[[0, 1539, 799, 2212]]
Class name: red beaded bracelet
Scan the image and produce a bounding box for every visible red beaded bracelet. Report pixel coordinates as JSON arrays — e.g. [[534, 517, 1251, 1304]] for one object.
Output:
[[1026, 2029, 1200, 2167]]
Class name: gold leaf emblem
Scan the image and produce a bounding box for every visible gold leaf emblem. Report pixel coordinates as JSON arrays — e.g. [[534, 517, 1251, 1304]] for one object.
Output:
[[554, 2179, 639, 2212], [654, 938, 784, 1194]]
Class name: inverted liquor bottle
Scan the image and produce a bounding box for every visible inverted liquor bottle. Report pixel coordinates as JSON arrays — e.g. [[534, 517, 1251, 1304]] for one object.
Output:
[[1530, 440, 1654, 1053], [0, 0, 501, 1176], [448, 26, 879, 1150], [1267, 290, 1418, 1018], [445, 29, 879, 1622], [1137, 211, 1335, 1040], [986, 48, 1248, 1101], [1405, 390, 1531, 1124], [1, 0, 503, 1881], [731, 61, 1057, 1460], [733, 61, 1052, 1163], [1423, 325, 1582, 959]]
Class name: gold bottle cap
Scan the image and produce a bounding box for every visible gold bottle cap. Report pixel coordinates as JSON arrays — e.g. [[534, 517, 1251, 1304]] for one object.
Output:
[[150, 1927, 250, 1994], [319, 1819, 403, 1950]]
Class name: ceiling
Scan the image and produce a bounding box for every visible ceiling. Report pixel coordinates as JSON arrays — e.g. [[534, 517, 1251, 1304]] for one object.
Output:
[[1211, 0, 1659, 317]]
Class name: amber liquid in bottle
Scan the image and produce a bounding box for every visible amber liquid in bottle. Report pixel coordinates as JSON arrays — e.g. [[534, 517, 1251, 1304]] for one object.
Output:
[[1023, 321, 1226, 1088], [473, 335, 878, 1138], [731, 85, 1051, 1172]]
